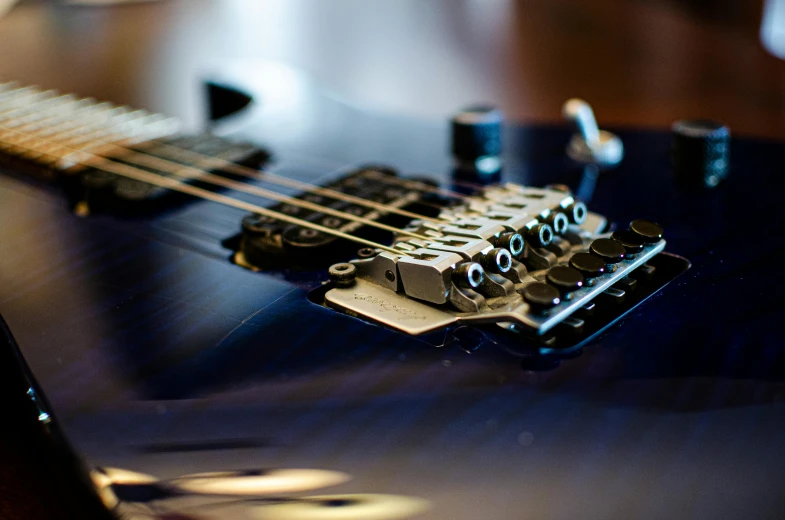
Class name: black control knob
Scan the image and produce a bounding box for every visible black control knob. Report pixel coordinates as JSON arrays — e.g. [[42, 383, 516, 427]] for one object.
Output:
[[629, 219, 663, 244], [522, 282, 561, 312], [546, 265, 584, 293], [672, 119, 730, 189], [590, 238, 626, 264], [451, 106, 503, 175]]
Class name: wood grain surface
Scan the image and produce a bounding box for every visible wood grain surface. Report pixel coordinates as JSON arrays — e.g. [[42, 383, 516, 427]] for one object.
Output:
[[0, 0, 781, 138]]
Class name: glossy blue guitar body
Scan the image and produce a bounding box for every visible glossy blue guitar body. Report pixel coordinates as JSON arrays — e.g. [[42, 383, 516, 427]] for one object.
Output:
[[0, 68, 784, 519]]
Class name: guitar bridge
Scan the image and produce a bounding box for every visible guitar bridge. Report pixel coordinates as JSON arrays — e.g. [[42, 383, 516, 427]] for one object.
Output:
[[316, 182, 690, 349]]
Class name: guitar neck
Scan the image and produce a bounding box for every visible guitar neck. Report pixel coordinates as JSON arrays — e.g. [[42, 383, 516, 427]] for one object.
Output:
[[0, 82, 179, 177]]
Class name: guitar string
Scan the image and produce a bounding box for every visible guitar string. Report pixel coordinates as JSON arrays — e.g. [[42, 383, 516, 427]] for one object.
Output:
[[137, 139, 470, 199], [0, 99, 445, 242], [0, 82, 485, 201], [0, 83, 458, 224], [0, 84, 484, 233], [0, 84, 485, 230], [0, 83, 179, 152], [1, 98, 485, 199], [132, 140, 455, 223], [0, 124, 411, 256], [0, 84, 127, 127], [0, 91, 429, 241], [0, 104, 436, 240], [0, 90, 159, 155], [0, 88, 457, 228], [100, 145, 432, 240], [0, 91, 471, 241]]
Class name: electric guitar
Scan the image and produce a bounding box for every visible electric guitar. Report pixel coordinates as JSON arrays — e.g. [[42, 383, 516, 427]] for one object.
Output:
[[1, 62, 784, 520]]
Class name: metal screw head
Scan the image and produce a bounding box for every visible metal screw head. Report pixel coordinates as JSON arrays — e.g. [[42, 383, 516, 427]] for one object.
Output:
[[452, 262, 485, 289], [357, 247, 377, 259], [242, 213, 277, 233], [545, 211, 569, 235], [527, 223, 554, 248], [482, 247, 512, 274], [566, 201, 588, 224], [328, 263, 357, 288], [495, 232, 525, 257]]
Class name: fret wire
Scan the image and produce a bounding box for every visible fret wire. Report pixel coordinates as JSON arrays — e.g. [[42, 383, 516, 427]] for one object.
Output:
[[12, 104, 124, 133], [0, 98, 96, 129], [0, 91, 72, 126], [134, 140, 447, 224], [0, 90, 59, 114], [37, 112, 175, 161], [2, 123, 113, 161], [1, 93, 137, 137], [0, 95, 82, 124], [3, 100, 173, 163], [0, 86, 42, 105], [3, 101, 116, 137], [34, 105, 176, 145], [0, 86, 172, 145], [0, 85, 176, 145], [0, 82, 19, 94], [0, 89, 150, 142], [0, 124, 408, 256], [106, 146, 430, 240]]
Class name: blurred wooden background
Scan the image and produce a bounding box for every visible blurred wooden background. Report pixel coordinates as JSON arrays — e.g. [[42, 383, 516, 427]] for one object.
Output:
[[0, 0, 782, 138]]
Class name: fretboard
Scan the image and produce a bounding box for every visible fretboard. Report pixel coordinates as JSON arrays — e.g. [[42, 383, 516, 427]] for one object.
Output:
[[0, 82, 179, 176]]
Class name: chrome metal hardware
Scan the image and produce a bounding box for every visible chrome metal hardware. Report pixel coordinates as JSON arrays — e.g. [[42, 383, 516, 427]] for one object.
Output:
[[327, 182, 669, 337]]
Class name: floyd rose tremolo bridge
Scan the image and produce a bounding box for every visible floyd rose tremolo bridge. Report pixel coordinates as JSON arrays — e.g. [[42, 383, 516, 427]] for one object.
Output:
[[320, 183, 678, 345]]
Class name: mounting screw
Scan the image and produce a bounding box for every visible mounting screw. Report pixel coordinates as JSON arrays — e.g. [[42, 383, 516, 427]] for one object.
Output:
[[328, 263, 357, 288], [357, 247, 377, 259]]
